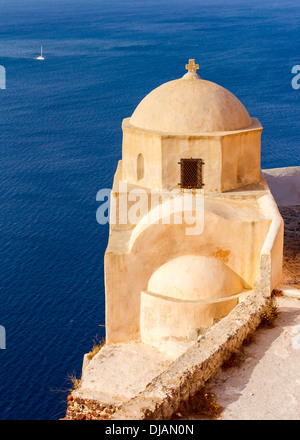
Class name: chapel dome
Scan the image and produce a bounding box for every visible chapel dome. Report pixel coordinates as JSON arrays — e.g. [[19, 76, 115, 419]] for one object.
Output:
[[130, 61, 252, 134], [147, 255, 244, 301]]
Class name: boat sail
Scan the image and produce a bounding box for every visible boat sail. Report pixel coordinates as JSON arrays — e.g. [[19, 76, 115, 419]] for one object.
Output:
[[36, 46, 44, 61]]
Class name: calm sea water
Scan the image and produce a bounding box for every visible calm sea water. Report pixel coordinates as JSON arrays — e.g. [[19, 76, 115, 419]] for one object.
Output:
[[0, 0, 299, 420]]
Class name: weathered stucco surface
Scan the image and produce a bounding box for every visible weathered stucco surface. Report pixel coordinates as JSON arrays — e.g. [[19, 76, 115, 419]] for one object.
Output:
[[122, 118, 262, 192], [105, 177, 282, 344]]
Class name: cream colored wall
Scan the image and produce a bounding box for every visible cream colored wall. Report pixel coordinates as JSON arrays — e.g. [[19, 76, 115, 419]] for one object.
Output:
[[122, 119, 162, 189], [122, 124, 223, 191], [221, 126, 262, 192], [140, 291, 238, 347], [122, 118, 262, 193], [161, 135, 222, 191], [104, 208, 271, 343], [104, 116, 280, 345], [255, 194, 284, 294], [270, 221, 284, 290]]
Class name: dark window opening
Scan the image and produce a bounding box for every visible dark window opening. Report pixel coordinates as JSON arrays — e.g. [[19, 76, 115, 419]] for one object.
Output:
[[179, 158, 204, 189]]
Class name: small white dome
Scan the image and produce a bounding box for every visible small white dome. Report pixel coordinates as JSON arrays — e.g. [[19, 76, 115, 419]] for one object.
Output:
[[148, 255, 244, 301], [130, 77, 252, 134]]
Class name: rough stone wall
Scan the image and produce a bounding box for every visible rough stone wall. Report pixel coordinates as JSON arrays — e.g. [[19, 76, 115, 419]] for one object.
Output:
[[279, 205, 300, 289], [65, 395, 118, 420], [63, 290, 272, 420]]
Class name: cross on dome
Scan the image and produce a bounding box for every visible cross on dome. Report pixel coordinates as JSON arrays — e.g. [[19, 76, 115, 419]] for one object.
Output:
[[182, 59, 201, 80], [185, 59, 199, 74]]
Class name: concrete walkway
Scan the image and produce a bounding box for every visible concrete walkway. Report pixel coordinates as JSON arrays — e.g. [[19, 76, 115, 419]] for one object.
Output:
[[195, 296, 300, 420]]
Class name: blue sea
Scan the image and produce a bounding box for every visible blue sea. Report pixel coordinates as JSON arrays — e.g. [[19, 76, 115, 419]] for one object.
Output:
[[0, 0, 299, 420]]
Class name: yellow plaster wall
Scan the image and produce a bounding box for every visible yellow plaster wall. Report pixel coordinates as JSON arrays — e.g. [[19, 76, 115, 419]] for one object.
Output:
[[140, 291, 238, 347], [104, 210, 271, 343], [122, 120, 162, 189], [221, 126, 262, 192], [161, 135, 222, 191], [121, 118, 262, 193]]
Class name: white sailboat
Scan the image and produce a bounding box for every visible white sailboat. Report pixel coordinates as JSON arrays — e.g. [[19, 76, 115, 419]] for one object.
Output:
[[36, 46, 45, 61]]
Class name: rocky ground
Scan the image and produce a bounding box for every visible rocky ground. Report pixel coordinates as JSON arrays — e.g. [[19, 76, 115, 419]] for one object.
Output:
[[280, 205, 300, 289]]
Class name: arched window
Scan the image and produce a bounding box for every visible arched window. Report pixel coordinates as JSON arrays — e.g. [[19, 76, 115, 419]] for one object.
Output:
[[137, 153, 144, 181]]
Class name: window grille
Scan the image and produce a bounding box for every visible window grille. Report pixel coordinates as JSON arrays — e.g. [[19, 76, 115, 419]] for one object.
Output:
[[179, 158, 204, 189]]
